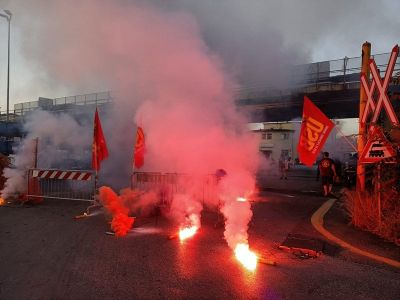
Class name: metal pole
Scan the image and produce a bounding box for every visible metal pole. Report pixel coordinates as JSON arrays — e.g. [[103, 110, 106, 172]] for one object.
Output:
[[33, 137, 38, 168], [376, 163, 381, 228], [356, 42, 371, 192], [6, 13, 10, 123]]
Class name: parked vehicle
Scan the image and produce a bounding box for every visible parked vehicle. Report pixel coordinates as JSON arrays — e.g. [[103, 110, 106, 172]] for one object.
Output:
[[343, 152, 357, 187]]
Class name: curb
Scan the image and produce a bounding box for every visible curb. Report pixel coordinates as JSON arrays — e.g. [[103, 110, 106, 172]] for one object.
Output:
[[311, 198, 400, 269], [259, 187, 321, 197]]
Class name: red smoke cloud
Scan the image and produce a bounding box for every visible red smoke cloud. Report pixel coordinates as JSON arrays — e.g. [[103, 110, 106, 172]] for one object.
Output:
[[99, 186, 134, 237], [12, 0, 261, 250]]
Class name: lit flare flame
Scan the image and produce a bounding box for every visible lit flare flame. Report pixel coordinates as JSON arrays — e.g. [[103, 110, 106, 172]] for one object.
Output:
[[0, 198, 5, 206], [234, 243, 258, 271], [236, 197, 247, 202], [179, 226, 198, 241]]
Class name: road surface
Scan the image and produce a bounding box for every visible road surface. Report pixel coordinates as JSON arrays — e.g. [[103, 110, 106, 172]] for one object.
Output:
[[0, 190, 399, 299]]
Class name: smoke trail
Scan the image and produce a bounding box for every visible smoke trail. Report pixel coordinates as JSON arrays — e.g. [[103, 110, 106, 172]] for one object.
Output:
[[217, 171, 255, 249], [98, 186, 135, 237], [169, 193, 203, 229], [1, 110, 91, 199], [119, 188, 158, 217]]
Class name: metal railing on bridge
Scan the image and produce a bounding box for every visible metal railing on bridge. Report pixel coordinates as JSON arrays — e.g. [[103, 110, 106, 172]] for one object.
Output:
[[236, 51, 400, 99], [0, 91, 112, 121], [1, 51, 399, 118]]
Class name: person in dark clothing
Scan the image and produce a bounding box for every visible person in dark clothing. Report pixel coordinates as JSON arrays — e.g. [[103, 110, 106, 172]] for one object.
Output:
[[318, 152, 337, 197]]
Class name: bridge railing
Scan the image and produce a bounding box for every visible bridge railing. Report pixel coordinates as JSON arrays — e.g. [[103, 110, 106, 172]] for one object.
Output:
[[0, 91, 112, 120], [236, 51, 400, 99], [1, 52, 399, 117]]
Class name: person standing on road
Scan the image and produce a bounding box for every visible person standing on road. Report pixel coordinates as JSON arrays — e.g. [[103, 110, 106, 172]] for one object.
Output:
[[279, 154, 289, 180], [318, 152, 337, 196]]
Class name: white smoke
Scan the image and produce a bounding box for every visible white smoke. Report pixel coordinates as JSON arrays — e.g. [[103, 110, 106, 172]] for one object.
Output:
[[1, 110, 91, 198]]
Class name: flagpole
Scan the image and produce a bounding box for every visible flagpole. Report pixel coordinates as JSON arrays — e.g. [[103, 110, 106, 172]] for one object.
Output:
[[131, 129, 137, 190], [131, 165, 134, 190], [334, 125, 358, 152]]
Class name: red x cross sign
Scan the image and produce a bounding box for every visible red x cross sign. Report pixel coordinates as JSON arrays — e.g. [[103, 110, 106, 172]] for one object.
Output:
[[360, 45, 399, 126]]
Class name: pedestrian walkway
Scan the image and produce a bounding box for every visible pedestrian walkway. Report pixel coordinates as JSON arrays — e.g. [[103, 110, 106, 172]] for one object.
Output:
[[312, 199, 400, 269], [257, 164, 322, 195]]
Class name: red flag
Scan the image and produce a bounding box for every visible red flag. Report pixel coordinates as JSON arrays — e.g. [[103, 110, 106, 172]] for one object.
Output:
[[297, 96, 335, 166], [92, 108, 109, 171], [133, 126, 145, 169]]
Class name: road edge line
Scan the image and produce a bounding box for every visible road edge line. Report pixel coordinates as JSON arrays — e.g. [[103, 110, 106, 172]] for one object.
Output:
[[311, 198, 400, 269]]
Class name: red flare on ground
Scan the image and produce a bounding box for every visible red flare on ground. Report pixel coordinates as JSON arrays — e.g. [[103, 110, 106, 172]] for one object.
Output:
[[111, 213, 135, 237], [99, 186, 134, 237], [236, 196, 247, 202], [234, 243, 258, 271], [178, 225, 198, 241]]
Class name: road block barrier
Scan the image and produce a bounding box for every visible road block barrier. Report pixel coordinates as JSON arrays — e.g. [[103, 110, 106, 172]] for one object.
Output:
[[27, 168, 95, 202], [131, 172, 219, 208]]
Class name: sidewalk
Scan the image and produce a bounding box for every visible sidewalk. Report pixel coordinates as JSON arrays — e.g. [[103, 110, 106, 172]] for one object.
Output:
[[257, 164, 400, 269], [323, 198, 400, 267], [257, 164, 322, 195]]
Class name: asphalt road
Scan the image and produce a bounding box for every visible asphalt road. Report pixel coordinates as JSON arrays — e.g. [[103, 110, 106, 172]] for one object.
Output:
[[0, 190, 399, 300]]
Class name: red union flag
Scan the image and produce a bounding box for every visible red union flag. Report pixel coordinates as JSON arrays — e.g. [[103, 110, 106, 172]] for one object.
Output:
[[92, 108, 109, 171], [133, 126, 145, 169], [297, 96, 335, 166]]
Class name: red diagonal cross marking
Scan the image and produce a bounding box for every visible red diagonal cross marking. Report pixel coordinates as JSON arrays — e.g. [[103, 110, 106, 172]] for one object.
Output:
[[370, 45, 399, 125], [361, 45, 399, 126], [360, 74, 376, 125]]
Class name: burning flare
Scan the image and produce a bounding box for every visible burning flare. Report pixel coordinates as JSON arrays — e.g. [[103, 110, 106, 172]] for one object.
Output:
[[179, 225, 198, 241], [0, 197, 5, 206], [178, 213, 200, 241], [234, 243, 258, 271], [236, 196, 247, 202]]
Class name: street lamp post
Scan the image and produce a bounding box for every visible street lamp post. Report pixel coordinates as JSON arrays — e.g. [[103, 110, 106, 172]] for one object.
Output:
[[0, 9, 11, 123]]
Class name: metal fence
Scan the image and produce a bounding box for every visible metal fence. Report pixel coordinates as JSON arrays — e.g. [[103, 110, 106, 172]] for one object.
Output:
[[0, 91, 112, 121], [26, 168, 95, 202], [131, 172, 219, 208], [236, 51, 400, 99]]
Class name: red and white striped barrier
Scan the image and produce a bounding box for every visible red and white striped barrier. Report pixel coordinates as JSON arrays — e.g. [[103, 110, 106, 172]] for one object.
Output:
[[32, 169, 92, 181]]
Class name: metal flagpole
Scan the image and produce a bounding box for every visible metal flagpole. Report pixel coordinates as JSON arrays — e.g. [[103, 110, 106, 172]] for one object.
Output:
[[334, 125, 357, 152]]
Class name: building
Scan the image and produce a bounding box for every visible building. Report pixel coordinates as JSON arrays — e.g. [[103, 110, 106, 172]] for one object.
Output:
[[252, 122, 298, 163]]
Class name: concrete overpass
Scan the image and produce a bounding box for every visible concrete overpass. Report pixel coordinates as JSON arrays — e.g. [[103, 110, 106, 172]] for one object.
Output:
[[0, 51, 399, 155], [236, 51, 400, 122]]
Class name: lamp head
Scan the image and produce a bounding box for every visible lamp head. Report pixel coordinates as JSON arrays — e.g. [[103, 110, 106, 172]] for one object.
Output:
[[2, 9, 11, 19]]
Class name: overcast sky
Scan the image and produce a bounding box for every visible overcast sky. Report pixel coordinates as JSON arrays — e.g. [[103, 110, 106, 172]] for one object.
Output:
[[0, 0, 399, 109]]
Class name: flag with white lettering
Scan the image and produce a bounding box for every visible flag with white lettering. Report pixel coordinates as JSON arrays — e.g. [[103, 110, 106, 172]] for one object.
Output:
[[297, 96, 335, 166]]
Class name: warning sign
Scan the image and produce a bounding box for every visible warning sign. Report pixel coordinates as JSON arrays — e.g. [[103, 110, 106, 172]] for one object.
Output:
[[359, 127, 396, 164]]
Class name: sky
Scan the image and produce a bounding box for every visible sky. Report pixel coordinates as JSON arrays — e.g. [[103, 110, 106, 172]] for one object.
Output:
[[0, 0, 399, 110]]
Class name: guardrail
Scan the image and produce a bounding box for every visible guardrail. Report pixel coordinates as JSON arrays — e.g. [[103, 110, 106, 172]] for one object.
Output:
[[0, 91, 112, 119]]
